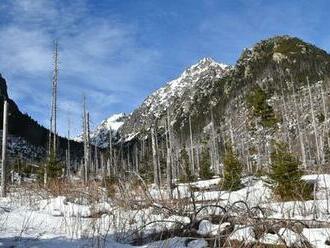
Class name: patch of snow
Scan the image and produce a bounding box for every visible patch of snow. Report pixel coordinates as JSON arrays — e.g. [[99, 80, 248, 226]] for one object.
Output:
[[197, 220, 230, 236], [230, 226, 255, 242], [278, 228, 302, 247]]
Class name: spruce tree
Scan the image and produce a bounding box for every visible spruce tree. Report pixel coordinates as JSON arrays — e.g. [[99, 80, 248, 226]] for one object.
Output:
[[39, 151, 62, 183], [269, 142, 312, 201], [222, 146, 242, 191], [199, 147, 213, 180], [179, 148, 194, 182], [246, 85, 277, 128]]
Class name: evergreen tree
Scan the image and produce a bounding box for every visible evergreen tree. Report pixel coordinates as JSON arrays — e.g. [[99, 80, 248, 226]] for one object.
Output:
[[199, 147, 213, 180], [179, 148, 194, 182], [246, 85, 278, 128], [38, 151, 62, 183], [222, 146, 242, 190], [269, 142, 312, 201]]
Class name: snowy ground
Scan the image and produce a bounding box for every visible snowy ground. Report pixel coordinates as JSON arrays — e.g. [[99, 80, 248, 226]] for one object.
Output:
[[1, 174, 330, 247]]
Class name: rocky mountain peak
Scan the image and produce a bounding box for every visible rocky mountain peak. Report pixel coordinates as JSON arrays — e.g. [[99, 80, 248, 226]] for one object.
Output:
[[143, 57, 229, 114], [180, 57, 228, 80], [238, 36, 328, 66], [75, 113, 128, 148], [117, 57, 230, 142]]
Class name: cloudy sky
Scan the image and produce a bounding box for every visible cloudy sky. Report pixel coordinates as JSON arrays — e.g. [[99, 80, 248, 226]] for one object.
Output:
[[0, 0, 329, 136]]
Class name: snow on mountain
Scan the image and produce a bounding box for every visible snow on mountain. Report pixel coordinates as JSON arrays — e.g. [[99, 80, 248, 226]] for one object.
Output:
[[97, 113, 125, 132], [75, 113, 127, 148], [0, 132, 45, 160], [120, 57, 230, 139], [144, 57, 229, 117]]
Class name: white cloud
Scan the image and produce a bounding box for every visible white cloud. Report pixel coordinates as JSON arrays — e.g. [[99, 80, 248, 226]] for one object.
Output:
[[0, 0, 161, 136]]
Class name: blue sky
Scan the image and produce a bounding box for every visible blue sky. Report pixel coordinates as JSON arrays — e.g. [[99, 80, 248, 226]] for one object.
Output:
[[0, 0, 329, 136]]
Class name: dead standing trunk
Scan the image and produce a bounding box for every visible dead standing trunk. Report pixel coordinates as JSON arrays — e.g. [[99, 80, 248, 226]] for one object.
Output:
[[189, 115, 195, 176], [166, 111, 173, 199], [151, 127, 160, 187], [1, 100, 8, 197], [307, 77, 321, 164]]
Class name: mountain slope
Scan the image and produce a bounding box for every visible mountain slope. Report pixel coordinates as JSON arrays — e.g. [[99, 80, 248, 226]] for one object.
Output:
[[0, 74, 83, 160], [173, 35, 330, 167], [75, 113, 127, 148], [110, 35, 330, 173], [119, 58, 230, 141], [77, 35, 330, 173]]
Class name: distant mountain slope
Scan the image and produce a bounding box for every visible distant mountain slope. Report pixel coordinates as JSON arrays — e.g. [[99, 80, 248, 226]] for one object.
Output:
[[0, 74, 83, 160], [104, 35, 330, 172], [75, 113, 127, 148]]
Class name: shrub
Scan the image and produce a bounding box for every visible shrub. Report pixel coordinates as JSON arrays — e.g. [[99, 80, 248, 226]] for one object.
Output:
[[103, 176, 118, 198]]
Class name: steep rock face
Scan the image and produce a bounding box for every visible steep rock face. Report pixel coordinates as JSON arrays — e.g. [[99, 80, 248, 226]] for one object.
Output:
[[119, 58, 230, 140]]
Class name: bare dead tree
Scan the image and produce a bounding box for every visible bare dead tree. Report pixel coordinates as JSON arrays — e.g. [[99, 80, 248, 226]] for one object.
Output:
[[94, 144, 99, 175], [134, 143, 139, 172], [51, 40, 59, 156], [108, 127, 113, 177], [291, 81, 307, 168], [151, 126, 160, 187], [155, 129, 161, 183], [166, 110, 173, 199], [87, 112, 91, 177], [83, 96, 90, 182], [210, 106, 219, 173], [281, 86, 292, 152], [320, 84, 329, 164], [189, 115, 195, 176], [127, 145, 131, 172], [66, 115, 71, 178], [46, 41, 59, 186], [307, 77, 321, 164], [101, 151, 105, 179], [1, 100, 8, 197]]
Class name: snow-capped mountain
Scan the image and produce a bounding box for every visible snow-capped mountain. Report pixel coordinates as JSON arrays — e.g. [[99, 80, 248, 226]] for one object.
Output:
[[75, 113, 127, 148], [119, 57, 230, 140], [144, 58, 229, 118], [118, 36, 330, 169]]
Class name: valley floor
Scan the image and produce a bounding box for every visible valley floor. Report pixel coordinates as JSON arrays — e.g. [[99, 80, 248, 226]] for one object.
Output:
[[1, 174, 330, 247]]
